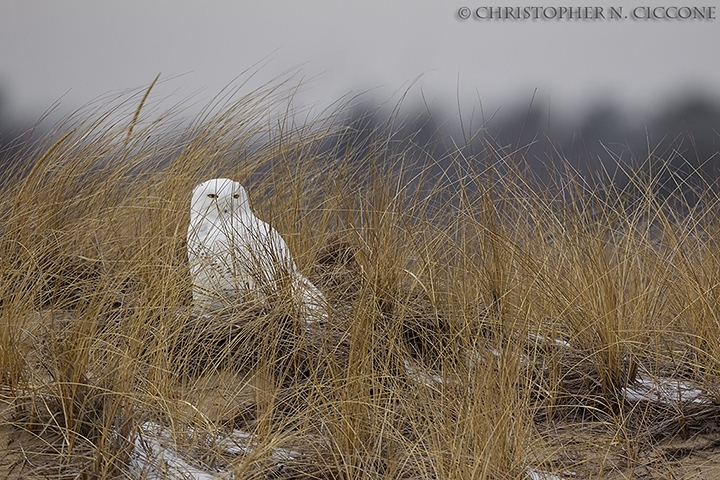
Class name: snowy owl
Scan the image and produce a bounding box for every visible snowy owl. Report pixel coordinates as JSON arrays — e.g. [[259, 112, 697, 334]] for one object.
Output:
[[187, 178, 327, 320]]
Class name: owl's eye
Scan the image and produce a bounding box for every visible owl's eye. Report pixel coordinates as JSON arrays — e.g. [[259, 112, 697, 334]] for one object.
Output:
[[207, 194, 217, 199], [233, 194, 240, 199]]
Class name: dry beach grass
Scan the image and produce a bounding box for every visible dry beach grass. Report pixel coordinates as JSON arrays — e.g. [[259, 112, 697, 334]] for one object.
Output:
[[2, 81, 720, 479]]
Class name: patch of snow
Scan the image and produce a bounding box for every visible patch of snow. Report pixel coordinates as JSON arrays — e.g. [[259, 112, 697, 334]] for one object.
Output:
[[217, 429, 302, 462], [127, 422, 305, 479], [526, 466, 572, 480], [622, 375, 708, 405], [129, 422, 226, 480], [403, 358, 445, 386]]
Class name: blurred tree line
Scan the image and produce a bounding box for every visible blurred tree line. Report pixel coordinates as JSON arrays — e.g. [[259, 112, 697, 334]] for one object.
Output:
[[1, 88, 719, 203], [330, 94, 720, 206]]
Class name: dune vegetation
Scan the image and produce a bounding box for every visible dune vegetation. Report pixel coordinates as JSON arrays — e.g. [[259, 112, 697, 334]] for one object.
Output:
[[1, 79, 720, 479]]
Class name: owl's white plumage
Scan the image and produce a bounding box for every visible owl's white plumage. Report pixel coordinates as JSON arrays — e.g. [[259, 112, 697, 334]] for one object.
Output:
[[187, 178, 326, 320]]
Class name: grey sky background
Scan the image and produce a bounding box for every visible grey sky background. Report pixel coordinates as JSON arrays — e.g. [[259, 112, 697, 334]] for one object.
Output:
[[1, 1, 718, 128]]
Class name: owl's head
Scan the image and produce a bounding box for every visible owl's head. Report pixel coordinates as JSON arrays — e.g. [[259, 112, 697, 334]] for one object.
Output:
[[191, 178, 250, 218]]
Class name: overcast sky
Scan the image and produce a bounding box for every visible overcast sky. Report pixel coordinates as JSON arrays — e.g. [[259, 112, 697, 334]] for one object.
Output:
[[1, 1, 718, 126]]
